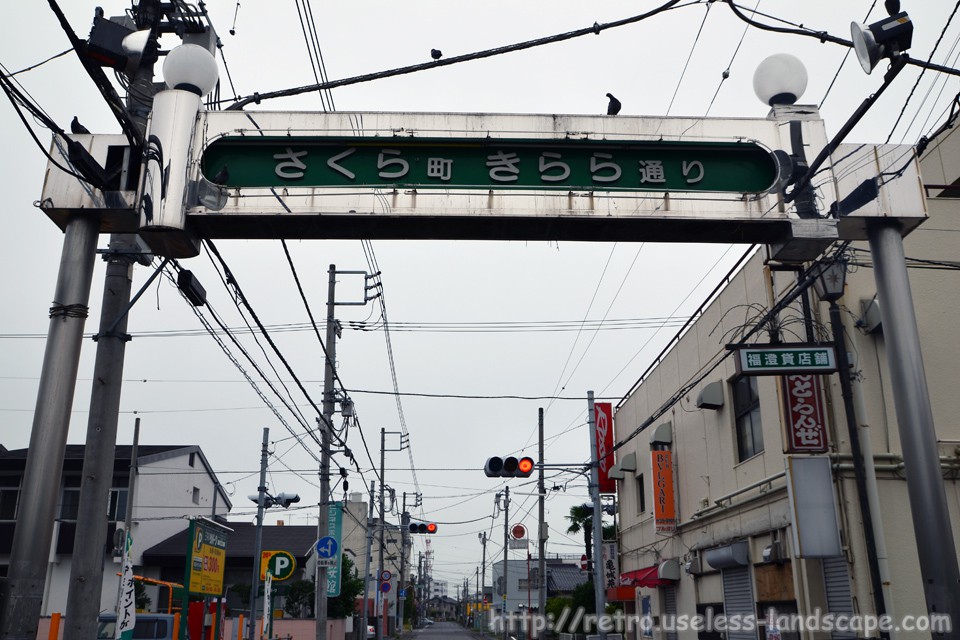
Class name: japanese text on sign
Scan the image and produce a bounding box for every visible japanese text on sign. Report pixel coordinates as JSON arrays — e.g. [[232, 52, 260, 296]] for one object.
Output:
[[201, 137, 778, 194], [735, 344, 837, 375], [782, 375, 829, 453]]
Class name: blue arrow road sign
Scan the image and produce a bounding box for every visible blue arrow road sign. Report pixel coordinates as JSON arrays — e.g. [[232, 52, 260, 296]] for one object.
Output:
[[316, 536, 338, 559]]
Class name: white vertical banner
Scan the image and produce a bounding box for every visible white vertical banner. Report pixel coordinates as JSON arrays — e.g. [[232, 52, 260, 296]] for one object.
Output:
[[116, 530, 136, 640], [262, 571, 273, 640]]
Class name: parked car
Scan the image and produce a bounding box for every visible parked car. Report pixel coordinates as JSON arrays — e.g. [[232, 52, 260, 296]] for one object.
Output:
[[423, 618, 434, 626]]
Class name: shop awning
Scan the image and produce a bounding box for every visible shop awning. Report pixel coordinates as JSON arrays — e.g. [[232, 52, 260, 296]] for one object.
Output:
[[620, 560, 679, 587]]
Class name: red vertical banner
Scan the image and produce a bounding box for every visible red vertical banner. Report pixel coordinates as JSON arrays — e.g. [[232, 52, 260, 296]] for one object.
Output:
[[594, 402, 616, 494], [652, 450, 676, 533], [782, 374, 829, 453]]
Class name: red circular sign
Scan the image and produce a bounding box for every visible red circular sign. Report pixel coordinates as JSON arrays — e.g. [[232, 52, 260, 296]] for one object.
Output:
[[511, 523, 527, 539]]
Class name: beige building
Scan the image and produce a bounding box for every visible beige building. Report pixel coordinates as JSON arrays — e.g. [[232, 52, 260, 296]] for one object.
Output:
[[612, 124, 960, 640]]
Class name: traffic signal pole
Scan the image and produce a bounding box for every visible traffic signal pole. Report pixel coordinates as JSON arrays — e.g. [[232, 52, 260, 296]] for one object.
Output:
[[500, 486, 510, 640], [376, 428, 386, 640], [537, 409, 546, 618], [247, 428, 270, 640]]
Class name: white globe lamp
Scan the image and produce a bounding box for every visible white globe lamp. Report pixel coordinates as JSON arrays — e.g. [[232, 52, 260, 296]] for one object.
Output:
[[753, 53, 808, 106], [162, 44, 219, 96]]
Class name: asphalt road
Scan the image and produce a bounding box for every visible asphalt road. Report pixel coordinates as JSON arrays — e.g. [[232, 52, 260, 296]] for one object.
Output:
[[410, 621, 480, 638]]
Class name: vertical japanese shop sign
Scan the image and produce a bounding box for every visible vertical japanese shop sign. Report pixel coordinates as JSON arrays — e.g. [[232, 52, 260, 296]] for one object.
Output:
[[652, 451, 676, 533], [594, 402, 616, 494], [326, 501, 343, 597], [781, 375, 829, 453], [601, 542, 620, 590], [184, 519, 228, 595]]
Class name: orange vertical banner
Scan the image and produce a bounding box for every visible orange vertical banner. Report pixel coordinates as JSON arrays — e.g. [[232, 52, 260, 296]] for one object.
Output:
[[652, 450, 676, 533], [48, 613, 61, 640]]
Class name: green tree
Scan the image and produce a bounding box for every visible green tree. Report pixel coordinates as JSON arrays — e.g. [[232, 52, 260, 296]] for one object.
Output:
[[283, 579, 315, 618], [544, 597, 573, 633], [566, 504, 594, 569], [134, 580, 152, 611], [327, 555, 364, 619]]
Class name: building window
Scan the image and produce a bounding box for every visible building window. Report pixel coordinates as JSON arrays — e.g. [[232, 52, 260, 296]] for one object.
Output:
[[189, 452, 196, 467], [59, 488, 81, 520], [733, 376, 764, 461], [192, 487, 200, 504], [108, 488, 128, 521], [637, 473, 646, 514], [0, 477, 20, 520]]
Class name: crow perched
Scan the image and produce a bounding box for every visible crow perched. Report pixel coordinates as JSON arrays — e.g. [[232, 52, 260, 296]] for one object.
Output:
[[212, 165, 230, 185], [71, 116, 90, 134], [431, 49, 443, 61], [606, 93, 622, 116]]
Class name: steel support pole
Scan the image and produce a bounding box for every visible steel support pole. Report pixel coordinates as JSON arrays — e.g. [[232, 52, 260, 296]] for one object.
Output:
[[587, 391, 607, 640], [247, 428, 270, 640], [479, 532, 487, 632], [316, 265, 337, 640], [0, 213, 99, 640], [867, 220, 960, 633]]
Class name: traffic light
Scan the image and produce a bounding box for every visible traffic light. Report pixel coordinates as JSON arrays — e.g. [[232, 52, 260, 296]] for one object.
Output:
[[484, 456, 535, 478], [409, 522, 438, 534], [274, 492, 300, 508]]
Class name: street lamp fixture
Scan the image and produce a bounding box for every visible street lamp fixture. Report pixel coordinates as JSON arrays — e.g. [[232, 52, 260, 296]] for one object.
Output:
[[851, 12, 914, 74], [812, 259, 847, 303], [752, 53, 808, 106]]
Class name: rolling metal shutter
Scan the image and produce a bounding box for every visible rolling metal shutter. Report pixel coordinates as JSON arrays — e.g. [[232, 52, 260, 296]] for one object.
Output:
[[822, 557, 856, 640], [662, 585, 678, 640], [722, 567, 757, 640]]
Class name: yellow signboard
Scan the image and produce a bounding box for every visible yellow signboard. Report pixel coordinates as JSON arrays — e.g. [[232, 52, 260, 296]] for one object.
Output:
[[185, 520, 227, 595]]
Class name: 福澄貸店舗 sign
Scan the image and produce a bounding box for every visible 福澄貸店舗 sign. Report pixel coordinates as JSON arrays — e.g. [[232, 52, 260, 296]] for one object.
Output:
[[733, 344, 838, 376], [199, 136, 779, 194]]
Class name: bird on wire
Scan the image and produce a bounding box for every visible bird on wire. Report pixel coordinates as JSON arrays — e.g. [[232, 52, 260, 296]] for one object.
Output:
[[71, 116, 90, 134], [431, 49, 443, 61], [606, 93, 622, 116]]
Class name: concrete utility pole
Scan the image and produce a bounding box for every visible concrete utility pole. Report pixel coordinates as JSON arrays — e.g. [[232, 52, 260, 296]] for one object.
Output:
[[316, 264, 338, 640], [376, 427, 387, 640], [248, 428, 270, 640], [537, 408, 547, 616], [64, 0, 160, 635], [586, 391, 607, 640], [479, 532, 487, 630], [360, 481, 376, 640]]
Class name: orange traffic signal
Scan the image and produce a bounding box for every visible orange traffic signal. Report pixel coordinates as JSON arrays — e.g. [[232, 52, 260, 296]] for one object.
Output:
[[484, 456, 535, 478], [409, 522, 438, 534]]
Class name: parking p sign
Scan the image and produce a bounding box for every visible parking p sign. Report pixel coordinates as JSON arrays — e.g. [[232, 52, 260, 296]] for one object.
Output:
[[260, 550, 296, 581]]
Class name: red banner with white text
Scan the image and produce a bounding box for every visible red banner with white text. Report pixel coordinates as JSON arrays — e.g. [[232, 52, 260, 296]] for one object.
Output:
[[594, 402, 616, 494]]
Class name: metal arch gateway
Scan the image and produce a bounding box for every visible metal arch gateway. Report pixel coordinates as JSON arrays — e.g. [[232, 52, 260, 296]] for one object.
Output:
[[40, 109, 926, 259], [20, 108, 960, 640]]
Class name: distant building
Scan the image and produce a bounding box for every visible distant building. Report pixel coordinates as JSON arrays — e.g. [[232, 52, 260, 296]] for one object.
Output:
[[429, 579, 447, 599], [491, 557, 587, 614], [0, 444, 231, 615]]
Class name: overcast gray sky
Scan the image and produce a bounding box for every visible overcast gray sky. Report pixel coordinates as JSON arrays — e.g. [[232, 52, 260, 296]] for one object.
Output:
[[2, 1, 958, 588]]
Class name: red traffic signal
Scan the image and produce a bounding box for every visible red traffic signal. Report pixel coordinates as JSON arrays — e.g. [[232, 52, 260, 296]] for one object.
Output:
[[484, 456, 535, 478], [409, 522, 438, 534]]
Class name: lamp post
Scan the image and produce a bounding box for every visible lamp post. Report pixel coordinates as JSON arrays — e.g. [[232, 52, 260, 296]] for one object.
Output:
[[812, 258, 888, 635]]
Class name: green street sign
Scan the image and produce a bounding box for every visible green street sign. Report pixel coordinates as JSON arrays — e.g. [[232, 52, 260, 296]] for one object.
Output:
[[734, 344, 838, 375], [200, 137, 777, 194], [325, 501, 343, 597]]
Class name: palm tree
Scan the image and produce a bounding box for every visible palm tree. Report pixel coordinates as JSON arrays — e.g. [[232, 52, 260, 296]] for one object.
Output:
[[566, 503, 594, 571]]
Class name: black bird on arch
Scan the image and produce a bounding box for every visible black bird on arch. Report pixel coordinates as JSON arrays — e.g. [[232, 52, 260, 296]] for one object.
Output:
[[606, 93, 621, 116]]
